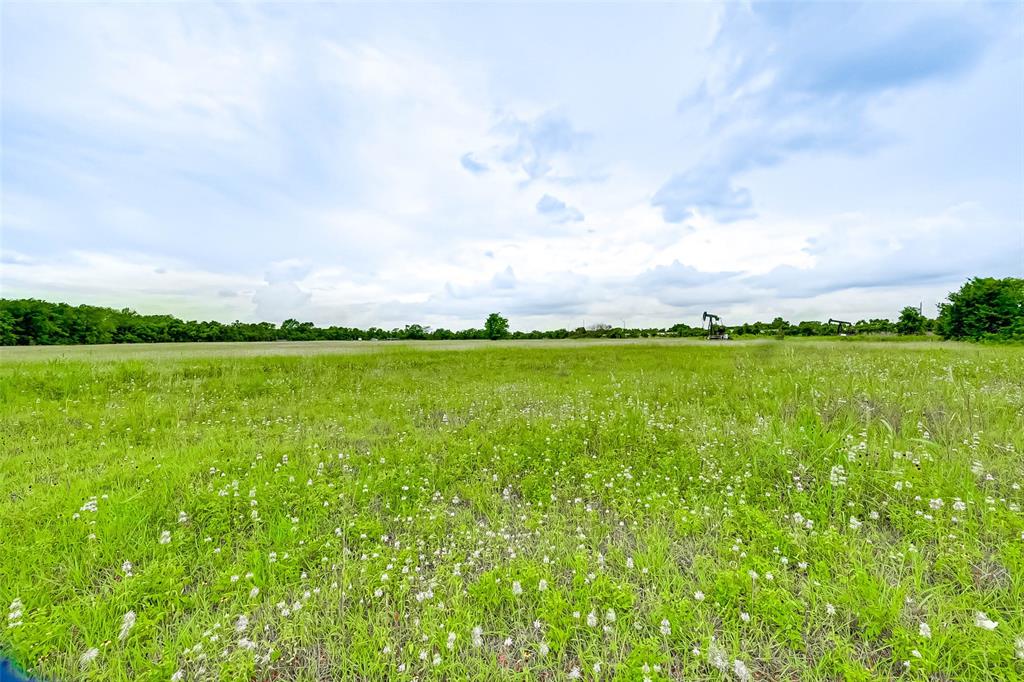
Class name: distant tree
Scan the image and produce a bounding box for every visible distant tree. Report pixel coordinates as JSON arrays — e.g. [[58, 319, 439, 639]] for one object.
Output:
[[403, 324, 427, 340], [0, 309, 16, 345], [484, 313, 509, 340], [896, 306, 927, 335], [937, 277, 1024, 340]]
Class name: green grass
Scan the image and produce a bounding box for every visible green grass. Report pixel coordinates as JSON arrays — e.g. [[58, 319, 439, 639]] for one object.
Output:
[[1, 339, 1022, 680]]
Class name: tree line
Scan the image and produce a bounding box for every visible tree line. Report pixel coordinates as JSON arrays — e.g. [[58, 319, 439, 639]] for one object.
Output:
[[1, 277, 1020, 346]]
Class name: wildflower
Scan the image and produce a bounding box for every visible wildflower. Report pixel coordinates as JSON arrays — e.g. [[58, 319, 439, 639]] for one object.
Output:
[[119, 610, 137, 641], [606, 608, 616, 623], [694, 590, 705, 601], [919, 622, 931, 639], [593, 662, 602, 674], [829, 465, 847, 487], [511, 581, 522, 596], [538, 641, 549, 656], [178, 511, 189, 523], [432, 653, 441, 666], [171, 671, 184, 681], [587, 610, 598, 627], [471, 625, 483, 648], [826, 603, 836, 616], [849, 516, 862, 530], [974, 612, 998, 630], [568, 667, 581, 679], [1014, 636, 1024, 659], [660, 618, 671, 635], [159, 530, 171, 545], [122, 561, 133, 577], [740, 612, 750, 622], [734, 658, 751, 682], [8, 598, 24, 628], [929, 498, 944, 510], [446, 632, 456, 650], [249, 587, 259, 599], [538, 579, 548, 592], [79, 648, 99, 669], [235, 615, 249, 632], [708, 639, 729, 673]]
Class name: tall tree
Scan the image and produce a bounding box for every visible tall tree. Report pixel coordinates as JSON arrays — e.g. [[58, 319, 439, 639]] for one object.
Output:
[[484, 313, 509, 340], [937, 277, 1024, 340], [896, 306, 927, 335]]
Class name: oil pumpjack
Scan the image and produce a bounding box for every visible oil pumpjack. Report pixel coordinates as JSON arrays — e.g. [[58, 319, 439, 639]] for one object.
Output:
[[702, 311, 730, 340], [828, 318, 852, 336]]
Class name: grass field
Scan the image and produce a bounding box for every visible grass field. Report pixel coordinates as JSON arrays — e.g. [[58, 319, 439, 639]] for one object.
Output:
[[1, 339, 1022, 681]]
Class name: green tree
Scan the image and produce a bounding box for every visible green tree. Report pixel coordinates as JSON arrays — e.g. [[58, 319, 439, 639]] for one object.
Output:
[[896, 306, 927, 335], [937, 277, 1024, 340], [484, 312, 509, 340]]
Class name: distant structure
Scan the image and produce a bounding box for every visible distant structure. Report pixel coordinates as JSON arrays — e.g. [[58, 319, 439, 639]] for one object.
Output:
[[828, 318, 852, 336], [702, 311, 730, 340]]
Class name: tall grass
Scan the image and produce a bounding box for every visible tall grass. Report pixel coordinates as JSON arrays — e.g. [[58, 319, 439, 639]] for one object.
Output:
[[1, 341, 1021, 680]]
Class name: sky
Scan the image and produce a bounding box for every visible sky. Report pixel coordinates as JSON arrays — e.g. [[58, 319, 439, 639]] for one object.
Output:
[[2, 2, 1022, 331]]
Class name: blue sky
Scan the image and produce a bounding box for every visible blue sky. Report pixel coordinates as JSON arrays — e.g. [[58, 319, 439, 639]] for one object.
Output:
[[2, 2, 1022, 329]]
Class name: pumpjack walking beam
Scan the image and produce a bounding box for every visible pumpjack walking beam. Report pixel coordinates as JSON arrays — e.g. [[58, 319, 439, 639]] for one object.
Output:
[[828, 318, 852, 335]]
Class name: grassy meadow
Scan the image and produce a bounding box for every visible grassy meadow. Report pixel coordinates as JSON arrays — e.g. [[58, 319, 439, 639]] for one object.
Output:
[[1, 339, 1022, 681]]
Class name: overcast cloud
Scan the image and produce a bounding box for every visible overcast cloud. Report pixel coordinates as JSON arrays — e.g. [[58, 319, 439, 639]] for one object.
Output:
[[2, 2, 1021, 329]]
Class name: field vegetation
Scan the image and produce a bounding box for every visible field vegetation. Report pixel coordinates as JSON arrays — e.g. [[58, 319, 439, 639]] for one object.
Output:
[[1, 340, 1022, 680]]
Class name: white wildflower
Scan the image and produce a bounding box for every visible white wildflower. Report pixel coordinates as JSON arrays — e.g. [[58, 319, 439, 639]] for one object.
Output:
[[511, 581, 522, 596], [471, 625, 483, 647], [919, 622, 931, 639], [974, 612, 998, 630], [660, 618, 671, 635], [708, 639, 729, 673], [119, 610, 137, 641], [159, 530, 171, 545], [79, 647, 99, 669], [734, 658, 751, 682]]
